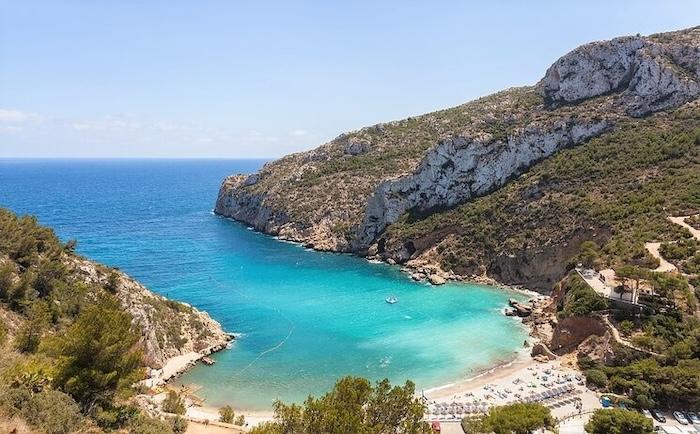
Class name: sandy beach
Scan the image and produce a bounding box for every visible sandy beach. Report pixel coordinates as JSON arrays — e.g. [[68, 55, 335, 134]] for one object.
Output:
[[424, 350, 536, 402], [423, 356, 601, 425], [176, 352, 600, 433], [161, 290, 595, 433]]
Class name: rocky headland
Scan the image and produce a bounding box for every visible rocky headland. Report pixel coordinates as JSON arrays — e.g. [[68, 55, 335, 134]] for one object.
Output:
[[215, 27, 700, 293], [67, 256, 233, 373]]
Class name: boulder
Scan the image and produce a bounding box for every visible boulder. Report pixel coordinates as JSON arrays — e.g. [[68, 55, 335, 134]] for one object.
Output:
[[428, 274, 446, 285], [531, 342, 557, 360]]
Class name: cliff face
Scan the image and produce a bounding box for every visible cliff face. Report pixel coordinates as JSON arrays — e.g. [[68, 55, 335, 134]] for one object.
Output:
[[216, 27, 700, 290], [68, 257, 232, 369]]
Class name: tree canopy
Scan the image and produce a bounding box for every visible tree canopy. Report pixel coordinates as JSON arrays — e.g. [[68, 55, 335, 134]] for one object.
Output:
[[250, 376, 430, 434], [46, 297, 143, 412], [463, 403, 554, 434], [585, 409, 653, 434]]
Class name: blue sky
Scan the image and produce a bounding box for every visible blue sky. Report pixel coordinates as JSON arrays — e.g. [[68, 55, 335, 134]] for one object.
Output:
[[1, 1, 698, 158]]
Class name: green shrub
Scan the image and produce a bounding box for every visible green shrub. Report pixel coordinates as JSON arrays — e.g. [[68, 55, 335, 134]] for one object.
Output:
[[46, 297, 143, 411], [463, 403, 554, 434], [584, 369, 608, 388], [128, 414, 174, 434], [219, 405, 235, 423], [561, 275, 608, 317], [585, 408, 653, 434], [0, 386, 31, 416], [22, 389, 82, 434], [620, 320, 635, 336], [169, 416, 188, 434], [162, 390, 186, 415]]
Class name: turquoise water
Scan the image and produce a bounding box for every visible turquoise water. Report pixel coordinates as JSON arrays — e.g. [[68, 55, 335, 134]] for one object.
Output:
[[0, 159, 527, 410]]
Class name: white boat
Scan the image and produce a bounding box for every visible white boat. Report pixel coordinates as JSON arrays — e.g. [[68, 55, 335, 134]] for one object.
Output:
[[385, 296, 399, 304]]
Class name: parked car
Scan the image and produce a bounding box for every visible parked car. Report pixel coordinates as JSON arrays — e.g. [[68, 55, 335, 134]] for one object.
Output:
[[641, 409, 653, 419], [673, 411, 689, 425], [650, 409, 666, 423], [686, 411, 700, 424]]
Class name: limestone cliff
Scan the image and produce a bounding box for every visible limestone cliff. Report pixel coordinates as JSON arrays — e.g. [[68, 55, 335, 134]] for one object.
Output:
[[216, 27, 700, 290], [68, 257, 232, 369]]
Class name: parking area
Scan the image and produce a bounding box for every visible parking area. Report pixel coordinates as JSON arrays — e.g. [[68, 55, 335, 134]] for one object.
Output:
[[648, 410, 700, 433]]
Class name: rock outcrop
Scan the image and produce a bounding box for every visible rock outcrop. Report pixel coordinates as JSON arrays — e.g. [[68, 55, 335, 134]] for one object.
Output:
[[541, 32, 700, 116], [69, 257, 233, 369], [215, 27, 700, 291], [355, 119, 612, 248]]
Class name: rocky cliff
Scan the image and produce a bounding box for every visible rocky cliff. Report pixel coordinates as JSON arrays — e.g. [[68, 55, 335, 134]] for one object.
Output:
[[68, 257, 232, 369], [216, 27, 700, 291]]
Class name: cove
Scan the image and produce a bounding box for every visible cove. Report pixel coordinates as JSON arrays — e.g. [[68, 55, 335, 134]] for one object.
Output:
[[0, 159, 528, 410]]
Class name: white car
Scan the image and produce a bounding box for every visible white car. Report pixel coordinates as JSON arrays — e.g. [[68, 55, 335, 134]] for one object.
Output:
[[673, 411, 689, 425], [641, 409, 652, 419], [686, 412, 700, 424]]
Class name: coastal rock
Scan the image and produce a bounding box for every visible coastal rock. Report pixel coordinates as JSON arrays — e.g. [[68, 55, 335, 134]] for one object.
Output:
[[541, 29, 700, 116], [69, 257, 233, 369], [428, 274, 446, 285], [214, 27, 700, 292], [354, 119, 612, 248], [550, 316, 607, 354], [531, 342, 557, 361], [577, 332, 616, 365]]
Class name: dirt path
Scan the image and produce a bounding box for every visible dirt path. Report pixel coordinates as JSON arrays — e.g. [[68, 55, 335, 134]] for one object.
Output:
[[644, 242, 678, 273], [669, 215, 700, 241], [600, 315, 662, 357]]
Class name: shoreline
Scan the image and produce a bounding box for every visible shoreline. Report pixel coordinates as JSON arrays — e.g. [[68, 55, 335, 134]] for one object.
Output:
[[218, 212, 549, 300], [143, 335, 235, 388], [164, 213, 555, 429], [423, 348, 534, 401], [173, 352, 536, 428], [170, 318, 541, 428]]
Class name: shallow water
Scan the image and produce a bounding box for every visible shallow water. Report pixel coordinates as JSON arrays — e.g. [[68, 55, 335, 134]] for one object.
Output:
[[0, 158, 527, 410]]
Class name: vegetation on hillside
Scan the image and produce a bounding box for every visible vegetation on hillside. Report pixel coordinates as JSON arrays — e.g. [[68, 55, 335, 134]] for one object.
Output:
[[384, 102, 700, 285], [561, 267, 700, 410], [559, 275, 609, 317], [0, 209, 185, 433]]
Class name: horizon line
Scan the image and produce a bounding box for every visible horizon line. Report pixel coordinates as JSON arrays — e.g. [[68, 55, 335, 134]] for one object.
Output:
[[0, 156, 275, 161]]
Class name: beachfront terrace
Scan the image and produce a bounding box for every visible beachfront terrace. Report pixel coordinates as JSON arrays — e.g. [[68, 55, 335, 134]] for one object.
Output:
[[575, 266, 642, 305]]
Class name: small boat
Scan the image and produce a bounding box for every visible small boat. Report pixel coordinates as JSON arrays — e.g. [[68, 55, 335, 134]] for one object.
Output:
[[385, 296, 399, 304]]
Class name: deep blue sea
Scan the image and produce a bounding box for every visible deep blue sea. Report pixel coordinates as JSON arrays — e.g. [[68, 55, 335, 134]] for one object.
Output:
[[0, 159, 527, 410]]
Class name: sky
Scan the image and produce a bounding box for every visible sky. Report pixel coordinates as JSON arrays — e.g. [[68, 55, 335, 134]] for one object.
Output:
[[1, 1, 698, 158]]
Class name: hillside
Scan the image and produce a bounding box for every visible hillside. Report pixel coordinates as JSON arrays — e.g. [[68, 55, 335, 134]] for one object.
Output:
[[215, 26, 700, 291], [0, 208, 232, 433]]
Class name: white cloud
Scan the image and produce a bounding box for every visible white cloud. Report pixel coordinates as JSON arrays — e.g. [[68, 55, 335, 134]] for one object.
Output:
[[0, 125, 24, 132], [71, 116, 141, 131], [0, 109, 42, 123], [289, 129, 308, 137]]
